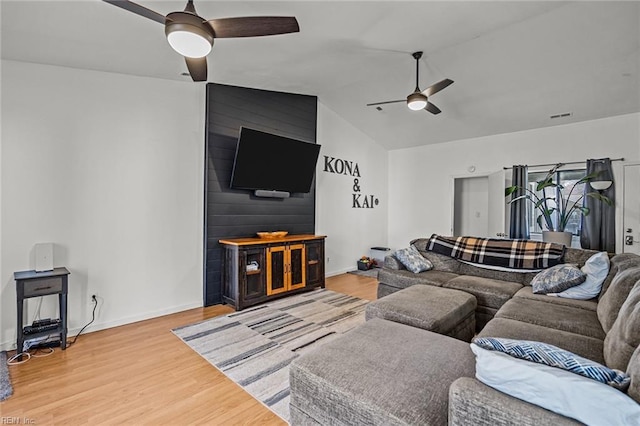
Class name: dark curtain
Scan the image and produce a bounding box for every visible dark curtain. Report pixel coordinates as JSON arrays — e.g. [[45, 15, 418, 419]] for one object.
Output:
[[509, 165, 530, 239], [581, 158, 615, 252]]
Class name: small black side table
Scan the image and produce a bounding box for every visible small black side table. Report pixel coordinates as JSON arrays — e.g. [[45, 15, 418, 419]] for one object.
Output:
[[15, 267, 70, 358]]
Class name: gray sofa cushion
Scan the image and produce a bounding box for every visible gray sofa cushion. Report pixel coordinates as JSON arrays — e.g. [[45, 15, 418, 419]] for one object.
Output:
[[383, 254, 405, 270], [627, 344, 640, 404], [448, 377, 580, 426], [513, 286, 597, 312], [457, 261, 533, 285], [478, 317, 605, 364], [599, 253, 640, 299], [564, 247, 600, 268], [597, 267, 640, 333], [289, 318, 476, 426], [443, 275, 522, 309], [495, 298, 605, 340], [377, 268, 459, 290], [411, 238, 461, 273], [603, 281, 640, 372]]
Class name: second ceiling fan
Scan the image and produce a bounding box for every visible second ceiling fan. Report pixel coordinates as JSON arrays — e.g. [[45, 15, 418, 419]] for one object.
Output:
[[103, 0, 300, 82], [367, 51, 453, 114]]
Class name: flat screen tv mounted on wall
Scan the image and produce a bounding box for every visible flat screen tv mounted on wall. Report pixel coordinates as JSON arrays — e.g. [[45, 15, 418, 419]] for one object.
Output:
[[230, 127, 321, 198]]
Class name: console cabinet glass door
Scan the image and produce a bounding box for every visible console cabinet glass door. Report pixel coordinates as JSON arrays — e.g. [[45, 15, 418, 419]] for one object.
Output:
[[243, 248, 266, 300], [267, 246, 287, 295], [267, 243, 307, 295], [288, 243, 306, 291], [305, 241, 325, 287]]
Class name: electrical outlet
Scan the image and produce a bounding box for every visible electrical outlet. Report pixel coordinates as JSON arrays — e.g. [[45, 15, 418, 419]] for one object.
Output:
[[89, 294, 98, 305]]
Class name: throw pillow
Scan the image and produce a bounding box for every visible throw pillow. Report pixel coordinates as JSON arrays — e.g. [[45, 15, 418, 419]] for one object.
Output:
[[550, 252, 610, 300], [393, 245, 433, 273], [473, 337, 630, 390], [470, 343, 640, 426], [531, 264, 586, 294]]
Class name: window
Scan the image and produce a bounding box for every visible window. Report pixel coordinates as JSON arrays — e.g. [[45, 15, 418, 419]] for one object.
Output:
[[527, 169, 586, 236]]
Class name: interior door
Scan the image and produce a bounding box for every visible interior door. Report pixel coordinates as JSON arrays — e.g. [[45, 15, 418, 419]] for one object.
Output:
[[623, 163, 640, 254], [453, 176, 489, 237], [488, 169, 508, 238]]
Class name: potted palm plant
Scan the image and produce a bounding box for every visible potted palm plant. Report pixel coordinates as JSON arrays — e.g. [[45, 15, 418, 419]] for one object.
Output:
[[505, 163, 612, 246]]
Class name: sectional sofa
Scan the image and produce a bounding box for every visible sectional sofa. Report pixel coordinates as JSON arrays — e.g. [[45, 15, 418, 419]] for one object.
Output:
[[289, 236, 640, 425]]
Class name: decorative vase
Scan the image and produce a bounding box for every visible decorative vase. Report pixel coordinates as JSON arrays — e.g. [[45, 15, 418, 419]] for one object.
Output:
[[542, 231, 572, 247]]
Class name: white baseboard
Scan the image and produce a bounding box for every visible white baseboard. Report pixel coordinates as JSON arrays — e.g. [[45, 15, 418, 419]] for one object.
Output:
[[0, 301, 202, 352], [326, 266, 358, 277]]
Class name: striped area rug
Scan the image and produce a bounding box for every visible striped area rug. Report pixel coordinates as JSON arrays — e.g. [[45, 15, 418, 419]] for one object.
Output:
[[172, 289, 368, 422]]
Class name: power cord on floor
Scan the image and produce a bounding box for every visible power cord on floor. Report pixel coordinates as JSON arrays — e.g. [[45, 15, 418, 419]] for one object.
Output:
[[7, 295, 99, 365], [67, 295, 98, 347]]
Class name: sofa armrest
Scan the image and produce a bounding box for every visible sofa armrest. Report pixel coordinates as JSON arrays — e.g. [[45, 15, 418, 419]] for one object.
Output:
[[448, 378, 580, 426], [383, 255, 405, 270]]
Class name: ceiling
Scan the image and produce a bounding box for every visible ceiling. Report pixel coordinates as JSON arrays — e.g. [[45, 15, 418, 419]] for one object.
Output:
[[2, 1, 639, 150]]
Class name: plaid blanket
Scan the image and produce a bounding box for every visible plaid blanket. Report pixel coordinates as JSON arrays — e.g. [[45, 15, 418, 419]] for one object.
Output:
[[427, 234, 565, 270]]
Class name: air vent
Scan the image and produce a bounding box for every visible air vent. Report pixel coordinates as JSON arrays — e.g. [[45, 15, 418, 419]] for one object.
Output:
[[550, 112, 572, 119]]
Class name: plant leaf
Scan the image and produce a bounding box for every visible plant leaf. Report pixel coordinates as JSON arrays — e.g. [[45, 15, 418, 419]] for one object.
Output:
[[505, 186, 519, 197], [577, 206, 590, 216], [536, 178, 557, 192], [507, 194, 532, 205], [534, 197, 555, 208], [587, 192, 613, 206]]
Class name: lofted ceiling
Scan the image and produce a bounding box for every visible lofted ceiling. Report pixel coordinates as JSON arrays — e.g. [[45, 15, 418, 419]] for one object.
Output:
[[2, 1, 639, 150]]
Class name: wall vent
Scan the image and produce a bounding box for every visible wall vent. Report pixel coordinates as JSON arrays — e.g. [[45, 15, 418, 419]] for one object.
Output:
[[550, 112, 572, 119]]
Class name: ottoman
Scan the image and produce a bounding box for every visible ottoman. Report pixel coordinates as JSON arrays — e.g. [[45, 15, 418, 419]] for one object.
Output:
[[289, 318, 476, 425], [365, 284, 477, 342]]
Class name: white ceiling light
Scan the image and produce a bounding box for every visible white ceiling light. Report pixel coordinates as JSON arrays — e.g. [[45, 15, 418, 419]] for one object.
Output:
[[164, 10, 214, 59], [407, 92, 428, 111], [167, 30, 212, 58]]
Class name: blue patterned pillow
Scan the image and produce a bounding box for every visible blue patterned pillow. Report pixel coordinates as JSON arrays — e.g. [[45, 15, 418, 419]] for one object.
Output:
[[531, 264, 586, 294], [394, 245, 433, 273], [473, 337, 630, 391]]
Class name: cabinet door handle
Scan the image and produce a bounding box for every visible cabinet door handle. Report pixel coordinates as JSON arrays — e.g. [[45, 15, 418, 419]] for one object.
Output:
[[34, 286, 52, 291]]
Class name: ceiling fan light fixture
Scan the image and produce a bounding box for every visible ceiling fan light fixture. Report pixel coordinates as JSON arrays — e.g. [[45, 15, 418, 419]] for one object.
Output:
[[165, 13, 214, 58], [167, 29, 212, 57], [407, 93, 427, 111]]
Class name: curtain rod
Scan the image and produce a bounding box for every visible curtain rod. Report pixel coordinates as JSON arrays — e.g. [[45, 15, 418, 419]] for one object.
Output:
[[503, 158, 625, 170]]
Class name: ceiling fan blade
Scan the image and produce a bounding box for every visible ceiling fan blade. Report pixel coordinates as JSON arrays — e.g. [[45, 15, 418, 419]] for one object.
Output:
[[185, 57, 208, 82], [366, 100, 405, 107], [422, 79, 454, 97], [207, 17, 299, 38], [102, 0, 166, 24], [425, 102, 442, 115]]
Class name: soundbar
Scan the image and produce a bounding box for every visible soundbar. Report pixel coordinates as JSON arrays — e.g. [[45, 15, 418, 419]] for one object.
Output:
[[254, 190, 290, 199]]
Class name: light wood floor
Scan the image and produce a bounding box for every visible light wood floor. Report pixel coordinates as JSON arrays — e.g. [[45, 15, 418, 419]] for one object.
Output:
[[1, 273, 377, 425]]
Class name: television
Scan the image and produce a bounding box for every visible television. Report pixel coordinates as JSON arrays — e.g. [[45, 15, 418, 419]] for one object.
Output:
[[230, 127, 321, 197]]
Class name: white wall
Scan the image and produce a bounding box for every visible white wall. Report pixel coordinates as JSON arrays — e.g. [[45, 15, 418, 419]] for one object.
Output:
[[388, 113, 640, 251], [316, 103, 388, 275], [1, 61, 205, 350]]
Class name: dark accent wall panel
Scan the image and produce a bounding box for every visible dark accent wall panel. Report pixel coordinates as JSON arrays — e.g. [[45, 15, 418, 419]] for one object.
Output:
[[204, 83, 318, 306]]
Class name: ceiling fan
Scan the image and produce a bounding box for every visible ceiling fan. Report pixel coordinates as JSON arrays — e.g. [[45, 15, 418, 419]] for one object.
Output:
[[367, 51, 453, 114], [102, 0, 299, 82]]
